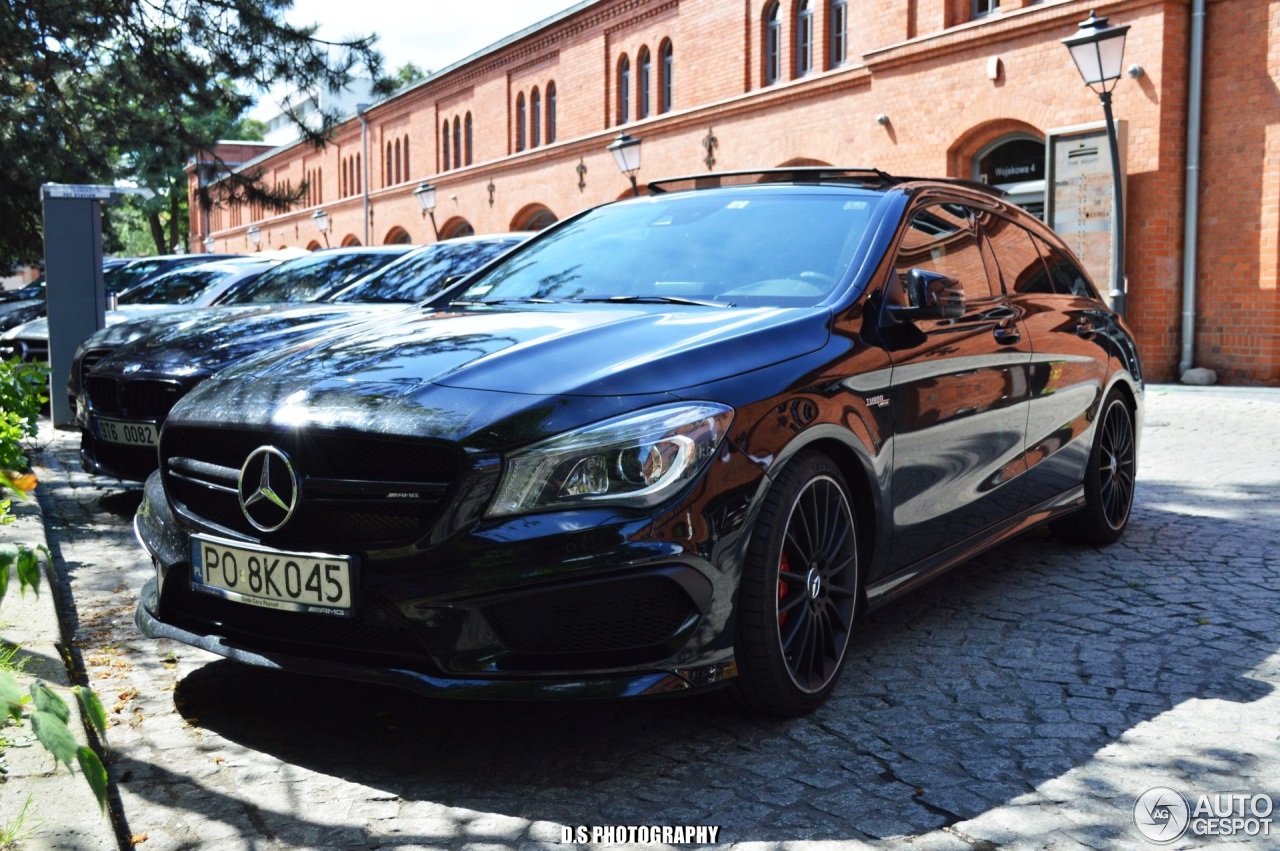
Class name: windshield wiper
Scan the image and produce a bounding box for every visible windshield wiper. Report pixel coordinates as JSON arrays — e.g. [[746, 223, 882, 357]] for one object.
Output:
[[449, 297, 563, 306], [579, 295, 733, 308]]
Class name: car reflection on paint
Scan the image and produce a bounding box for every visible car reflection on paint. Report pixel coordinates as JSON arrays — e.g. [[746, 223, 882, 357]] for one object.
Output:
[[133, 168, 1142, 716]]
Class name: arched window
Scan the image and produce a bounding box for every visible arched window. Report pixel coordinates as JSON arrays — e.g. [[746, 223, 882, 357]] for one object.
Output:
[[659, 41, 673, 113], [617, 55, 630, 124], [394, 138, 402, 184], [796, 0, 813, 77], [531, 87, 541, 147], [403, 136, 409, 179], [442, 125, 450, 171], [452, 116, 461, 169], [828, 0, 846, 67], [516, 92, 526, 152], [638, 47, 651, 119], [764, 2, 781, 85], [340, 159, 347, 197], [546, 83, 557, 143], [356, 153, 361, 192], [385, 141, 393, 185], [464, 113, 473, 165]]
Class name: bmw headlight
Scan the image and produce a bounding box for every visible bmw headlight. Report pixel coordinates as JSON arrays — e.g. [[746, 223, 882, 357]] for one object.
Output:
[[487, 403, 734, 517]]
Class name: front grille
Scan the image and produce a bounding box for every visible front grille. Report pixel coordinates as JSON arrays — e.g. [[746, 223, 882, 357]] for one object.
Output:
[[80, 347, 113, 386], [162, 425, 463, 548], [483, 574, 698, 655], [160, 564, 431, 662], [124, 380, 182, 418], [87, 376, 117, 412]]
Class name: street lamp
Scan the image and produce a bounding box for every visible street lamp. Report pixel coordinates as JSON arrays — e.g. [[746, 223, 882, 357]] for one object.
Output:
[[413, 181, 439, 240], [1063, 10, 1131, 317], [246, 225, 261, 252], [608, 132, 642, 196], [310, 209, 330, 248], [203, 236, 215, 253]]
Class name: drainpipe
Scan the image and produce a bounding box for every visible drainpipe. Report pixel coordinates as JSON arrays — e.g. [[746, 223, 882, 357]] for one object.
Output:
[[1178, 0, 1206, 377], [357, 103, 371, 246]]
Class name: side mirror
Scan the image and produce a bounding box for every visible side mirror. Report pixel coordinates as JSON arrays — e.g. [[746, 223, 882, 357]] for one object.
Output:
[[886, 269, 965, 322]]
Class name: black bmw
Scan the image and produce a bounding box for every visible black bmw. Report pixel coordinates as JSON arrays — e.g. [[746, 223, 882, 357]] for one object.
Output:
[[135, 169, 1142, 716]]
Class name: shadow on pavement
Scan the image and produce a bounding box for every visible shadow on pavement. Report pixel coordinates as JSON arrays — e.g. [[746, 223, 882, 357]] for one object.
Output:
[[156, 480, 1280, 845]]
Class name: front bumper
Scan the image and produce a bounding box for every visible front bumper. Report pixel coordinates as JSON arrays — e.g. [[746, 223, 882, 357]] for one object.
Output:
[[133, 458, 755, 700], [135, 577, 730, 700]]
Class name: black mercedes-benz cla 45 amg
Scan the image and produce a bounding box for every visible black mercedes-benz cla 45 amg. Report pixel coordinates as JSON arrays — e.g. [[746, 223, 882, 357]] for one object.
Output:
[[134, 168, 1142, 716]]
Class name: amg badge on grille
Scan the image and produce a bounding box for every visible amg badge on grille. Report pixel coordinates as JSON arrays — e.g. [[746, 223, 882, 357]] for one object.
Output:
[[238, 446, 299, 532]]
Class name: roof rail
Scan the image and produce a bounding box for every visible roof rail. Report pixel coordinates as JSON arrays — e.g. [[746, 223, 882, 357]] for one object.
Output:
[[645, 167, 1009, 199], [646, 167, 896, 194]]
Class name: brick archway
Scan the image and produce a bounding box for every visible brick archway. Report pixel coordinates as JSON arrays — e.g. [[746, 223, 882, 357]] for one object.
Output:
[[439, 217, 474, 239], [340, 234, 362, 247], [947, 119, 1043, 179]]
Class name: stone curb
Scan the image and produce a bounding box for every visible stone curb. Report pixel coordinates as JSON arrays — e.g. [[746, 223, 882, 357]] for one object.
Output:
[[1, 487, 120, 850]]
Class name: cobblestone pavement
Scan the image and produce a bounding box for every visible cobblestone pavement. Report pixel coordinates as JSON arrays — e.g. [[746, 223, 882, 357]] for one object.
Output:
[[25, 385, 1280, 850]]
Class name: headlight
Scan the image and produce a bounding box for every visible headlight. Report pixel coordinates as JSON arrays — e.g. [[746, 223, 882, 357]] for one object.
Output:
[[486, 402, 734, 517]]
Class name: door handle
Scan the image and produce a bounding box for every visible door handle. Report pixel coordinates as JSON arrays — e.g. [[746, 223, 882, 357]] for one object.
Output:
[[992, 325, 1020, 345]]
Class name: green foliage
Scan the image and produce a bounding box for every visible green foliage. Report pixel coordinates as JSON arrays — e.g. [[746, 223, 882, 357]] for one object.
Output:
[[393, 62, 430, 89], [0, 0, 389, 266], [0, 358, 46, 526], [1, 550, 109, 813]]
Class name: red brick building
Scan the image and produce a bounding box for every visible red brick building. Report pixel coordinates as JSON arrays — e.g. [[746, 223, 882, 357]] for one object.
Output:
[[188, 0, 1280, 385]]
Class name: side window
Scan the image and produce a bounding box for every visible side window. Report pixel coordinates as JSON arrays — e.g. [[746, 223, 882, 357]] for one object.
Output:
[[1032, 236, 1100, 298], [890, 203, 995, 306], [983, 214, 1053, 295]]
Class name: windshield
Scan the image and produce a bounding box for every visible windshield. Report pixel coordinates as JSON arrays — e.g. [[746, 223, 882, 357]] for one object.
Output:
[[220, 251, 406, 305], [332, 239, 521, 304], [117, 268, 229, 305], [457, 189, 879, 308], [105, 259, 174, 293]]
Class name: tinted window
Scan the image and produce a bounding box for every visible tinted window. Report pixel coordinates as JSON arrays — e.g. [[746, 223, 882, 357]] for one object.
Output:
[[1032, 236, 1100, 298], [106, 260, 172, 293], [334, 240, 520, 304], [118, 268, 228, 305], [890, 204, 994, 305], [221, 252, 405, 304], [982, 214, 1052, 295], [458, 190, 877, 308]]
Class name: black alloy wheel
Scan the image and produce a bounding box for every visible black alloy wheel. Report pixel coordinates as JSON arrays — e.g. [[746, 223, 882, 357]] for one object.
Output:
[[1054, 391, 1136, 545], [730, 451, 859, 716]]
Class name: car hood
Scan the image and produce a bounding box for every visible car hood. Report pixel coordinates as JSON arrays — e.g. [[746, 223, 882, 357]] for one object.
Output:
[[172, 304, 831, 441], [93, 303, 394, 378], [0, 299, 47, 333]]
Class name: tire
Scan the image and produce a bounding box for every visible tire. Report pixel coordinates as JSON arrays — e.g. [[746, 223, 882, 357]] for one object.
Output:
[[728, 451, 859, 716], [1053, 391, 1136, 545]]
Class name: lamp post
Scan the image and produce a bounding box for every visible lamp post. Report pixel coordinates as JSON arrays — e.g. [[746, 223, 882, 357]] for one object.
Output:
[[310, 209, 330, 248], [246, 225, 261, 252], [203, 236, 215, 253], [607, 132, 642, 196], [1063, 10, 1131, 317], [413, 181, 439, 240]]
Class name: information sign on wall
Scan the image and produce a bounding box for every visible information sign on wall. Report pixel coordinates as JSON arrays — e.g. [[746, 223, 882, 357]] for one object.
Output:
[[1045, 121, 1127, 296]]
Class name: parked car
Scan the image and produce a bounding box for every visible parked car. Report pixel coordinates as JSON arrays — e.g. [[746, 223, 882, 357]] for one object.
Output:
[[0, 257, 278, 365], [134, 168, 1142, 716], [0, 259, 130, 332], [76, 235, 525, 481]]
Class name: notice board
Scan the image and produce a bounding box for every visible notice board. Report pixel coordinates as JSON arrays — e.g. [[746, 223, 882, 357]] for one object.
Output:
[[1045, 120, 1128, 296]]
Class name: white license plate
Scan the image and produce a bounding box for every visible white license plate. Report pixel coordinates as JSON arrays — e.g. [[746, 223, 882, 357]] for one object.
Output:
[[93, 416, 158, 447], [190, 535, 355, 617]]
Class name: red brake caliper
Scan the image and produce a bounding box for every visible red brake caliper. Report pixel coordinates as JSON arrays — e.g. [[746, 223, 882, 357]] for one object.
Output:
[[778, 550, 792, 628]]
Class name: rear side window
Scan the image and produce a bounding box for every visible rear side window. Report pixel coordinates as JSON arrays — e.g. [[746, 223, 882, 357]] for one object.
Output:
[[1032, 236, 1100, 299], [981, 214, 1053, 295]]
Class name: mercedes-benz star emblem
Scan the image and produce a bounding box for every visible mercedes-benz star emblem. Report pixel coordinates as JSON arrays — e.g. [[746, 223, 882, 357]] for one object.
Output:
[[238, 446, 298, 532]]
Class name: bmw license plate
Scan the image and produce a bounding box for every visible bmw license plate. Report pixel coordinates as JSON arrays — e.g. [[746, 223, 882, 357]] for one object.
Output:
[[93, 416, 158, 447], [190, 534, 354, 617]]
